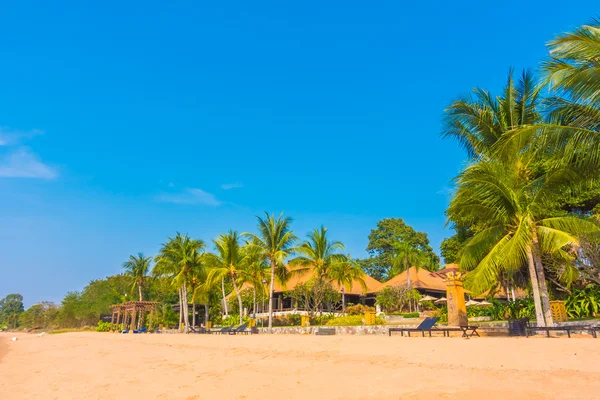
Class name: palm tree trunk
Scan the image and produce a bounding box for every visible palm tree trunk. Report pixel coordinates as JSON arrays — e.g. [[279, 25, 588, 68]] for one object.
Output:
[[204, 303, 209, 327], [178, 287, 183, 332], [192, 302, 196, 328], [341, 287, 346, 313], [221, 277, 229, 317], [138, 281, 143, 301], [407, 266, 411, 289], [268, 260, 276, 331], [182, 282, 191, 333], [526, 247, 546, 327], [532, 231, 554, 325], [253, 287, 257, 317], [231, 274, 244, 325]]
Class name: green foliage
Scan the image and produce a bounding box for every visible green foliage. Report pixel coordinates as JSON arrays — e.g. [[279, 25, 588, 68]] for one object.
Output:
[[565, 285, 600, 319], [285, 279, 341, 314], [0, 293, 25, 328], [220, 314, 251, 327], [270, 314, 302, 327], [401, 312, 420, 318], [365, 218, 440, 280], [325, 315, 385, 326], [309, 314, 334, 326], [95, 321, 112, 332], [375, 286, 411, 313], [344, 304, 375, 315], [19, 302, 59, 329]]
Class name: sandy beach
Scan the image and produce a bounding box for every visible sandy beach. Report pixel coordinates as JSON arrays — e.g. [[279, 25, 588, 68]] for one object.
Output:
[[0, 331, 598, 400]]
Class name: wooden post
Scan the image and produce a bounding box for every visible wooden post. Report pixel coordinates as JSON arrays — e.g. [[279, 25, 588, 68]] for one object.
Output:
[[129, 308, 137, 334], [148, 309, 154, 333], [116, 309, 121, 332]]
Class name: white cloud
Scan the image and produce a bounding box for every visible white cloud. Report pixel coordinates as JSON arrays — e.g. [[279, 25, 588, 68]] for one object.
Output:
[[0, 148, 58, 179], [221, 182, 243, 190], [0, 127, 43, 146], [156, 188, 221, 206]]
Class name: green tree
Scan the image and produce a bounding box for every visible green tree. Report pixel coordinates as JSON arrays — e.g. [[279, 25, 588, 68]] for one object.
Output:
[[19, 302, 59, 329], [245, 212, 297, 330], [364, 218, 439, 280], [447, 158, 599, 327], [154, 233, 205, 333], [0, 294, 24, 328], [206, 231, 247, 325], [290, 226, 347, 279], [122, 252, 152, 301], [440, 225, 474, 264], [442, 69, 542, 160], [389, 242, 431, 286], [329, 259, 367, 312]]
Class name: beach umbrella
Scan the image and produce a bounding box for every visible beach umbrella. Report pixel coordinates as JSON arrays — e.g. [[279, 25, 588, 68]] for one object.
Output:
[[419, 295, 437, 302], [434, 297, 447, 304], [465, 299, 480, 307], [477, 300, 492, 306]]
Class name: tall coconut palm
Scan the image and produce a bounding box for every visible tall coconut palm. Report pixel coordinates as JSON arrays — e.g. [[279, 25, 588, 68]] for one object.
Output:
[[206, 231, 247, 325], [242, 239, 270, 316], [443, 69, 542, 160], [244, 212, 297, 330], [496, 21, 600, 169], [122, 253, 151, 301], [389, 242, 430, 287], [447, 158, 599, 327], [290, 226, 347, 280], [153, 233, 205, 333], [329, 259, 367, 312], [188, 255, 207, 328]]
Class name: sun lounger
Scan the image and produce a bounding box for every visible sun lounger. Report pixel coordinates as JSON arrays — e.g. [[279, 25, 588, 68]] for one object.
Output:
[[229, 323, 249, 335], [590, 327, 599, 338], [525, 324, 592, 338], [436, 325, 480, 337], [133, 327, 147, 334], [388, 317, 440, 337]]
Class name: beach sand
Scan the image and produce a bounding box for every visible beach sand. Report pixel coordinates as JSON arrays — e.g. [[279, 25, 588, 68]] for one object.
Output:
[[0, 331, 598, 400]]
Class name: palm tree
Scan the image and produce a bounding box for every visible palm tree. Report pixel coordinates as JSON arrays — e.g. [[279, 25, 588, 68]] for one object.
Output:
[[122, 253, 151, 301], [290, 226, 347, 280], [153, 233, 205, 333], [206, 231, 247, 325], [241, 239, 270, 316], [244, 212, 297, 330], [329, 258, 367, 312], [188, 256, 207, 328], [389, 242, 430, 288], [447, 158, 599, 327], [496, 21, 600, 169], [442, 69, 542, 160]]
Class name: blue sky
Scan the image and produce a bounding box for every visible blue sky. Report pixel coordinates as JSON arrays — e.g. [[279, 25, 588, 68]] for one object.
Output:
[[0, 1, 596, 306]]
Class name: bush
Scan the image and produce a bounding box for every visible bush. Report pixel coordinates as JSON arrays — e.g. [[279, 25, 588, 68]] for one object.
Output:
[[271, 314, 302, 327], [95, 321, 112, 332], [219, 314, 251, 327], [401, 312, 420, 318], [325, 315, 385, 326], [310, 314, 334, 326], [345, 304, 375, 315]]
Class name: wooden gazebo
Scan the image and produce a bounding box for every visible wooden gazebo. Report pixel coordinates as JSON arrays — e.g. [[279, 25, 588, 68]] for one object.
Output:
[[109, 301, 158, 333]]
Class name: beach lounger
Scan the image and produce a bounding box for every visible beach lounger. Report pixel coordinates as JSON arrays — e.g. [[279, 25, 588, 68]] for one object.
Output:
[[388, 317, 440, 337], [525, 324, 592, 338], [436, 325, 480, 337], [133, 327, 147, 334], [229, 323, 249, 335]]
